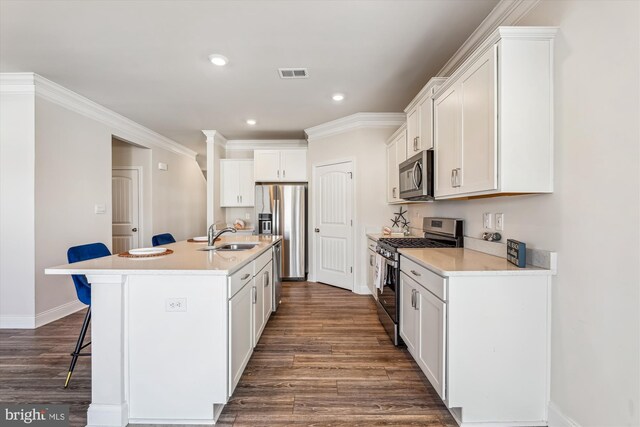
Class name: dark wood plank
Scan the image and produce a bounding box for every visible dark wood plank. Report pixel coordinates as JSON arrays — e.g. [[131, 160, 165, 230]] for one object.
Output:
[[0, 281, 456, 426]]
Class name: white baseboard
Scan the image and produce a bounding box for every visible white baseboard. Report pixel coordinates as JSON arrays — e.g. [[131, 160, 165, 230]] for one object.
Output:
[[353, 284, 372, 295], [87, 403, 129, 427], [548, 402, 581, 427], [35, 299, 86, 328], [0, 315, 36, 329]]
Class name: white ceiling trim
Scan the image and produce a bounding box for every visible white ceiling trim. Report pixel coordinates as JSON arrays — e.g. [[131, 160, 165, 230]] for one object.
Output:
[[225, 139, 307, 151], [202, 129, 228, 148], [304, 112, 406, 142], [0, 72, 197, 159], [437, 0, 540, 77]]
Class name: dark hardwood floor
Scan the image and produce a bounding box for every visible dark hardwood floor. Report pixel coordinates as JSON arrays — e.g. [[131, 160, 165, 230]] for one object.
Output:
[[0, 282, 456, 426]]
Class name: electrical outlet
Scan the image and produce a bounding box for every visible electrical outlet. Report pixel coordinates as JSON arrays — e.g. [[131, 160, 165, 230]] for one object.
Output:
[[495, 213, 504, 231], [483, 212, 493, 229], [165, 298, 187, 312], [245, 212, 251, 220]]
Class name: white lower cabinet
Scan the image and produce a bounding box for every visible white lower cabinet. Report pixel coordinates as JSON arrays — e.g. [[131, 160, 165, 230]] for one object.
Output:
[[229, 278, 253, 396], [254, 261, 273, 344], [399, 254, 551, 426], [228, 248, 274, 396], [400, 271, 446, 400]]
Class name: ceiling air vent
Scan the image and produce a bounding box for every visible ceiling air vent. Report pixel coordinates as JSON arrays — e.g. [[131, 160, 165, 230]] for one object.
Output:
[[278, 68, 309, 79]]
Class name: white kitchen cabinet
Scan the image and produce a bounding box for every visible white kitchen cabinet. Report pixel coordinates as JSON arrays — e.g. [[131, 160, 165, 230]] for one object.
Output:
[[254, 149, 307, 182], [417, 284, 446, 400], [399, 272, 419, 356], [400, 270, 447, 400], [386, 125, 407, 204], [366, 238, 377, 299], [405, 77, 447, 154], [433, 27, 556, 199], [228, 278, 253, 395], [400, 253, 552, 425], [220, 159, 254, 207], [254, 260, 272, 344]]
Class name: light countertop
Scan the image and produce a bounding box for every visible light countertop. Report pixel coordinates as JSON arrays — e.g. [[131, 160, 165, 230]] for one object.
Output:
[[399, 247, 552, 277], [45, 235, 282, 276]]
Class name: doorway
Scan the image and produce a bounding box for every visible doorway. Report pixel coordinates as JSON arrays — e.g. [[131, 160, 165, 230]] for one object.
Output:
[[112, 168, 141, 253], [312, 160, 354, 290]]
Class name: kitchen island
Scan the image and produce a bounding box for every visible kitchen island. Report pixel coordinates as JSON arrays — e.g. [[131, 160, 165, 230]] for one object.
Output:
[[45, 235, 282, 427]]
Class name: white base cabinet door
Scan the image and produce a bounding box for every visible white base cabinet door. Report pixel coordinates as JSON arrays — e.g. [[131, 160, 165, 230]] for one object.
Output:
[[417, 287, 446, 400], [256, 261, 272, 341], [229, 280, 254, 396], [399, 273, 419, 356]]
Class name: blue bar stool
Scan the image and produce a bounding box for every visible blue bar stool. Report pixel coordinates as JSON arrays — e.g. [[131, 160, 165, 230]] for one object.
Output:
[[65, 242, 111, 388], [152, 233, 176, 246]]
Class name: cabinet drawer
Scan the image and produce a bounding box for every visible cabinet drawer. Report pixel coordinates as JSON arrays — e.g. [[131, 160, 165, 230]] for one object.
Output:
[[254, 248, 273, 276], [229, 262, 254, 298], [400, 256, 446, 301]]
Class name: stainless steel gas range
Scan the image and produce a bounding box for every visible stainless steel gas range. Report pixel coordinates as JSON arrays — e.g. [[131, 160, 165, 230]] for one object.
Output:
[[375, 217, 464, 346]]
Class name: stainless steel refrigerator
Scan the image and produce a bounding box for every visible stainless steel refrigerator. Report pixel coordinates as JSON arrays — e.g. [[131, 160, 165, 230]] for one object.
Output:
[[255, 184, 307, 280]]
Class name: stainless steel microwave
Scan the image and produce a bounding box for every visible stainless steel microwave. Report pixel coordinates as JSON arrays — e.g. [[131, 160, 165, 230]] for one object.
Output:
[[399, 150, 434, 201]]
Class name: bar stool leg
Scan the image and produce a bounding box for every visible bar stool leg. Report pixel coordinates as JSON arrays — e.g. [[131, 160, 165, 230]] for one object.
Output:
[[64, 306, 91, 388]]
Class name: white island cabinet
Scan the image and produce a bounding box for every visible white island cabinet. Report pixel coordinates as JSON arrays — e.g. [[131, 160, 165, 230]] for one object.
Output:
[[45, 235, 280, 427], [399, 247, 553, 427]]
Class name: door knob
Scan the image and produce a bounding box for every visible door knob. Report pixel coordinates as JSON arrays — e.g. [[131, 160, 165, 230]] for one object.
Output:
[[131, 228, 138, 232], [314, 228, 320, 233]]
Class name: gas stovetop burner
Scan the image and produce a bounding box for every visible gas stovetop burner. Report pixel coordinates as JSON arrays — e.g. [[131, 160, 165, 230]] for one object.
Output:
[[378, 238, 451, 249]]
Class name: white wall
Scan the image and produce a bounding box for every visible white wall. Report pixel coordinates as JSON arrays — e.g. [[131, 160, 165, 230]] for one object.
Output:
[[0, 89, 36, 327], [408, 1, 639, 425], [307, 127, 397, 293], [1, 75, 207, 328]]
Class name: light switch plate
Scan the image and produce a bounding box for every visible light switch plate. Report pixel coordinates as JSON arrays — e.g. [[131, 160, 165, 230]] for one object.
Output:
[[94, 204, 106, 214], [483, 212, 493, 229], [165, 298, 187, 312], [245, 213, 251, 220], [495, 213, 504, 231], [158, 162, 168, 171]]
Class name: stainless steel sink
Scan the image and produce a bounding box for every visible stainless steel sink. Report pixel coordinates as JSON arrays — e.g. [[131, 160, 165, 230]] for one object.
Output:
[[198, 243, 258, 252]]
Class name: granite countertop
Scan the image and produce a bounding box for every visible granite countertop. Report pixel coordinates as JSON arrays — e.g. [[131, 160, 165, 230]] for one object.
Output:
[[45, 235, 282, 276], [399, 247, 552, 277]]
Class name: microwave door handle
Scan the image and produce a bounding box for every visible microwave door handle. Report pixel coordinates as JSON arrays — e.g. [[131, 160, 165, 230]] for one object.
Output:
[[412, 162, 422, 190]]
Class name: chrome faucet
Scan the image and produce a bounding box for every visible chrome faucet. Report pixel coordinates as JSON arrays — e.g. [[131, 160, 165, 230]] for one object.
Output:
[[208, 225, 237, 246]]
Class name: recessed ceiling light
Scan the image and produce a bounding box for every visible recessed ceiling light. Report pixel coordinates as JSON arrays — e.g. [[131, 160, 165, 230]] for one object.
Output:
[[208, 54, 228, 66], [332, 93, 345, 102], [246, 119, 257, 126]]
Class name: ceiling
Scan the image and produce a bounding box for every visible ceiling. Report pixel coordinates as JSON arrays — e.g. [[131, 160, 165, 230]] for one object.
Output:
[[0, 0, 498, 158]]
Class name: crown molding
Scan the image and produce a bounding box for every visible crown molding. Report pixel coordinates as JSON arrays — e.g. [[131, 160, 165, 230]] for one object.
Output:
[[404, 77, 448, 113], [225, 139, 307, 151], [1, 72, 197, 159], [305, 112, 406, 142], [202, 129, 228, 148], [434, 26, 557, 99], [437, 0, 541, 77]]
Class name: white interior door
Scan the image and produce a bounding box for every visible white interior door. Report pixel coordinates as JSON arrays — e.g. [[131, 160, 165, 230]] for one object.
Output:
[[313, 161, 353, 290], [112, 168, 140, 253]]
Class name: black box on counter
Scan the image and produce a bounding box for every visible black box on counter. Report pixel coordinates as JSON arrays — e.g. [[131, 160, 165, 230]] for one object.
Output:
[[507, 239, 526, 268]]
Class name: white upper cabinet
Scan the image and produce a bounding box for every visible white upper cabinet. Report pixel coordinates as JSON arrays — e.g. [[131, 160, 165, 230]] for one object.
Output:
[[254, 149, 307, 182], [386, 125, 407, 204], [434, 27, 557, 199], [405, 77, 447, 154], [220, 159, 254, 207]]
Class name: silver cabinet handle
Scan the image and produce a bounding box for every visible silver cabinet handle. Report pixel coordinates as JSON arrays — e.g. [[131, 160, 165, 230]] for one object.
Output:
[[370, 254, 374, 266], [264, 271, 270, 287], [252, 286, 257, 304], [410, 270, 421, 277], [392, 187, 396, 198], [415, 135, 419, 151], [457, 168, 462, 187], [410, 289, 416, 308], [451, 169, 456, 188], [241, 273, 251, 280], [414, 290, 419, 310], [277, 170, 280, 178], [240, 195, 242, 203], [283, 170, 286, 178]]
